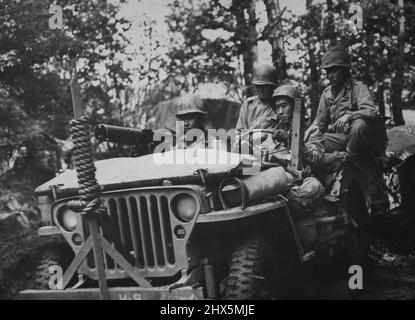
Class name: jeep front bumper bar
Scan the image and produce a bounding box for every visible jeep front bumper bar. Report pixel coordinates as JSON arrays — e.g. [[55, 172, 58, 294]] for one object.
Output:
[[20, 286, 204, 300]]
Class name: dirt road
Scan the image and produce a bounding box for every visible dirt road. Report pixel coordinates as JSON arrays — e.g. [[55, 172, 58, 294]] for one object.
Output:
[[297, 242, 415, 299]]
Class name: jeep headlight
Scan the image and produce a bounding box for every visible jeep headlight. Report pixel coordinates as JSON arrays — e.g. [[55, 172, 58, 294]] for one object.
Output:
[[58, 207, 79, 231], [171, 193, 198, 222]]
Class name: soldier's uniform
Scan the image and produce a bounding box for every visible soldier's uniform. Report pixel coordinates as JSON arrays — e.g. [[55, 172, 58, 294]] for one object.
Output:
[[312, 46, 386, 160], [272, 85, 325, 165], [236, 96, 279, 131], [313, 79, 384, 157], [310, 46, 389, 211], [236, 64, 279, 131]]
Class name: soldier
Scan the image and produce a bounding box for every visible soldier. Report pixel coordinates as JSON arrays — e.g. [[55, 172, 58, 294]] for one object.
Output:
[[270, 85, 323, 166], [270, 85, 301, 147], [236, 64, 279, 131], [175, 94, 226, 150], [307, 45, 386, 161]]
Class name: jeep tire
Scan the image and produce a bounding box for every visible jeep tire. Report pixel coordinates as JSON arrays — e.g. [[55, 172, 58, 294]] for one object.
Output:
[[222, 235, 281, 300], [29, 242, 74, 290]]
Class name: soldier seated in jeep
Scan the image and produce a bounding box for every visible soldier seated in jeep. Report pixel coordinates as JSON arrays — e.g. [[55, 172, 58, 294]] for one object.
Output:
[[236, 64, 278, 131], [174, 94, 227, 151], [259, 85, 324, 168]]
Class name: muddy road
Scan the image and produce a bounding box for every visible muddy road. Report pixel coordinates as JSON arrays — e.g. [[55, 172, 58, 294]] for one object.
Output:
[[296, 242, 415, 300]]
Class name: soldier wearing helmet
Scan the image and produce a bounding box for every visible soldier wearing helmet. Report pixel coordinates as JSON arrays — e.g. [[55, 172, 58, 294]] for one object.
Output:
[[236, 64, 279, 130], [176, 94, 208, 134], [175, 94, 226, 150], [271, 85, 301, 141], [270, 85, 324, 166], [308, 45, 386, 161]]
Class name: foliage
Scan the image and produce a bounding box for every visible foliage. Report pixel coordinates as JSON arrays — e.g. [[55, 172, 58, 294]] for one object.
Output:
[[165, 0, 241, 92], [285, 0, 415, 125], [1, 0, 414, 139], [0, 0, 132, 138]]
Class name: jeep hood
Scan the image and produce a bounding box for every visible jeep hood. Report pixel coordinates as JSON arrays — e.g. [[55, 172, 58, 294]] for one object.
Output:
[[36, 148, 253, 196]]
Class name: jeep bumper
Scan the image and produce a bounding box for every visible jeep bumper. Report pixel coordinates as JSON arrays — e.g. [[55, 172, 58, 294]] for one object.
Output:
[[20, 286, 204, 300]]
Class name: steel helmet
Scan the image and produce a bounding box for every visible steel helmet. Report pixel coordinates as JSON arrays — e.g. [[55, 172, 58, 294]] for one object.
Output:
[[176, 94, 208, 118], [320, 45, 351, 69], [252, 64, 278, 86], [272, 85, 301, 102]]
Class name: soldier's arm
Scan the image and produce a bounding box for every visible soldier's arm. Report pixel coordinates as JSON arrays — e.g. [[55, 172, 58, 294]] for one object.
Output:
[[347, 83, 378, 120], [236, 100, 248, 130], [312, 93, 330, 133], [303, 132, 325, 166]]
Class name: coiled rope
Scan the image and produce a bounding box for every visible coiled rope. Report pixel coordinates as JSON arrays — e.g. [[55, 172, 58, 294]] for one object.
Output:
[[67, 116, 101, 215]]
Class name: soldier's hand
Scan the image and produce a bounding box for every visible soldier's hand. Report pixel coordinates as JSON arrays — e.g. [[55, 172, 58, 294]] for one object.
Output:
[[311, 149, 321, 164], [332, 114, 351, 133], [304, 149, 319, 165], [305, 124, 320, 140], [272, 129, 289, 143]]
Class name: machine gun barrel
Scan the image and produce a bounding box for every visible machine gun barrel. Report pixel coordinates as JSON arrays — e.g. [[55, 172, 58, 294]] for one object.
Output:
[[95, 124, 154, 145]]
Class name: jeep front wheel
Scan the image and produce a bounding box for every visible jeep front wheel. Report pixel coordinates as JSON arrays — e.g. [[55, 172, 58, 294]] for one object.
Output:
[[28, 243, 74, 290], [222, 236, 281, 300]]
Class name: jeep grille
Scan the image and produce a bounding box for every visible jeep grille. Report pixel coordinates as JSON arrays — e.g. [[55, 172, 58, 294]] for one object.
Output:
[[80, 187, 200, 279]]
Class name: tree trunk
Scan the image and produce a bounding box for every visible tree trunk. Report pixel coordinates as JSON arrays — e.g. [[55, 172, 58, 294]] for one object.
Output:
[[246, 0, 259, 85], [391, 0, 405, 126], [263, 0, 287, 81], [306, 0, 321, 124], [325, 0, 336, 46], [232, 0, 258, 89]]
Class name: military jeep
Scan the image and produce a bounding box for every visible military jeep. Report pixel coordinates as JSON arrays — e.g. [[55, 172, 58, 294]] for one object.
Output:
[[20, 100, 381, 300]]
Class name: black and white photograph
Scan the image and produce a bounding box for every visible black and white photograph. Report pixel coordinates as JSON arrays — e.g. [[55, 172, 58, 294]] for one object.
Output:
[[0, 0, 415, 302]]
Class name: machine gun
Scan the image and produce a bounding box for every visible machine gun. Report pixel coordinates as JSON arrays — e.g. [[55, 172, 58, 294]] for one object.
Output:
[[95, 124, 155, 145], [94, 124, 174, 156]]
